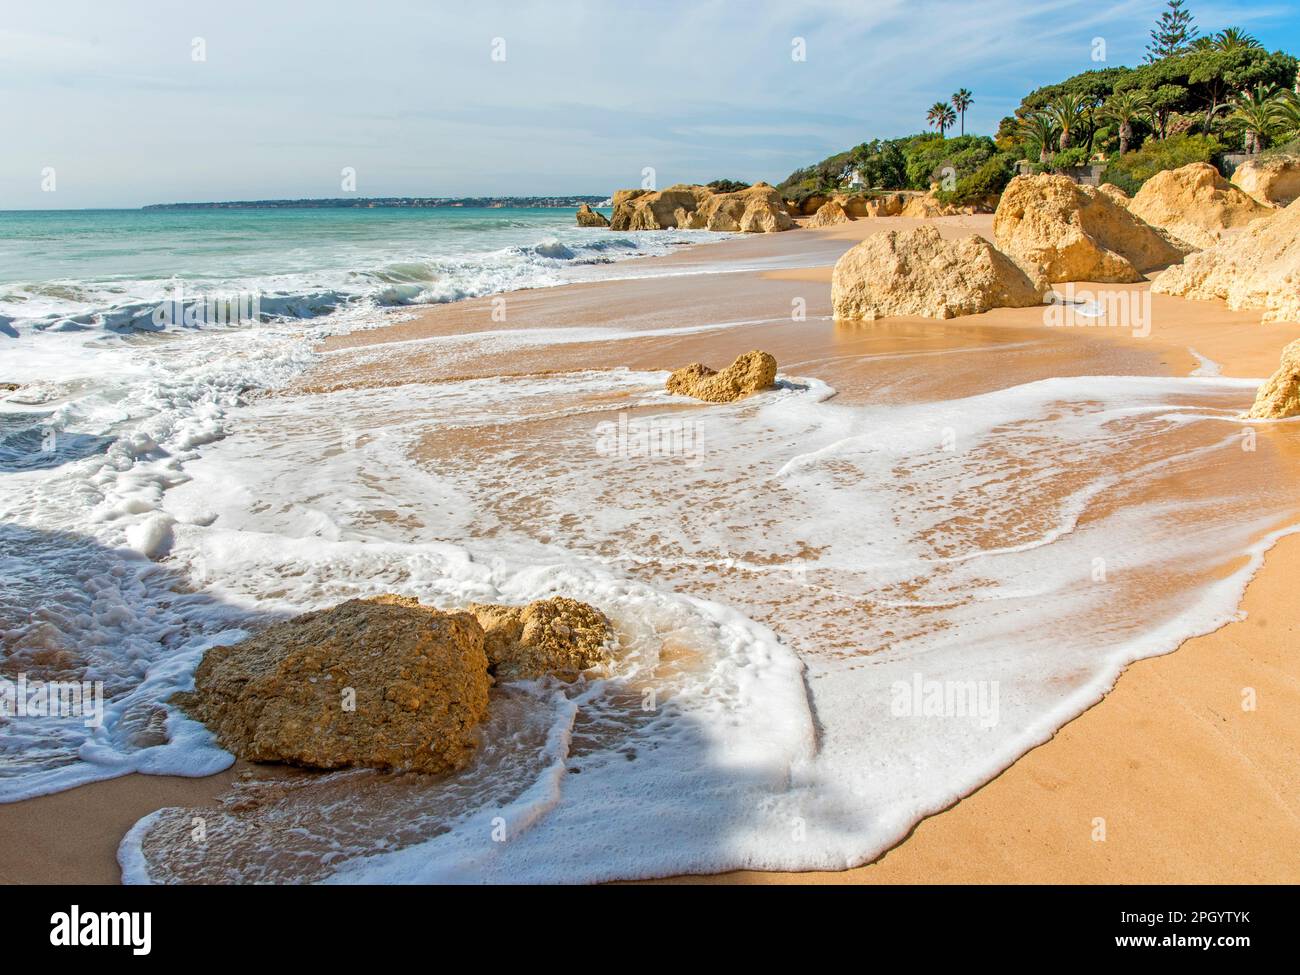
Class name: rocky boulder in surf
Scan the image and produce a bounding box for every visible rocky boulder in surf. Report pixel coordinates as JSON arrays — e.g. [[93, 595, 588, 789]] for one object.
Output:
[[831, 225, 1045, 321], [468, 596, 611, 682], [576, 203, 610, 228], [666, 350, 778, 402], [177, 594, 612, 773], [993, 173, 1190, 283], [1245, 339, 1300, 420]]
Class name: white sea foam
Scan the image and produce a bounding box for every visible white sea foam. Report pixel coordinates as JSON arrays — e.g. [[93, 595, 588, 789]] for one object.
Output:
[[5, 213, 1296, 882], [93, 353, 1293, 883]]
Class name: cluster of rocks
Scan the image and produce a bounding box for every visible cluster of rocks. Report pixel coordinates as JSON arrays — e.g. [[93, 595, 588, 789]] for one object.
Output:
[[596, 182, 793, 233], [177, 594, 612, 775], [830, 164, 1299, 325], [1151, 196, 1300, 325]]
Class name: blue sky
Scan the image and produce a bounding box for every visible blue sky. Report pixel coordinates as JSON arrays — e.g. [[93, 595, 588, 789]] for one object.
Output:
[[2, 0, 1297, 208]]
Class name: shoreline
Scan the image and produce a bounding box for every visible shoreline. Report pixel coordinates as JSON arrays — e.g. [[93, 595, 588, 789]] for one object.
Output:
[[3, 216, 1299, 884]]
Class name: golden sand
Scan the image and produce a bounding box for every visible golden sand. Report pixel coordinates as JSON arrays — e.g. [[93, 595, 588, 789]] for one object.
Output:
[[3, 216, 1298, 884]]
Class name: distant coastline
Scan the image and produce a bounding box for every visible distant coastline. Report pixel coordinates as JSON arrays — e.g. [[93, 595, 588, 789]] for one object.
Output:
[[141, 195, 609, 211]]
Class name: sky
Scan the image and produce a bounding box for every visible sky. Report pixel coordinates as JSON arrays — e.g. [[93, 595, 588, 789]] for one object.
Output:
[[2, 0, 1297, 208]]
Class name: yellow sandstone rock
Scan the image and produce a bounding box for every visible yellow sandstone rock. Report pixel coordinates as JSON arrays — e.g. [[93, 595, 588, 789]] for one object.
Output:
[[179, 593, 613, 773], [666, 350, 778, 402], [993, 173, 1190, 283], [1152, 197, 1300, 323], [177, 596, 491, 774], [468, 597, 612, 682], [1245, 339, 1300, 419], [610, 182, 793, 233], [576, 203, 610, 228], [831, 225, 1045, 321], [807, 199, 852, 227], [1128, 162, 1272, 247], [1232, 156, 1300, 208]]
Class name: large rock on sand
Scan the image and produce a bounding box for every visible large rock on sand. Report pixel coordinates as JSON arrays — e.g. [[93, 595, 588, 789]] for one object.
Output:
[[468, 597, 612, 682], [667, 351, 778, 402], [576, 203, 610, 228], [1128, 162, 1272, 247], [1232, 157, 1300, 207], [807, 199, 852, 227], [831, 225, 1045, 321], [1245, 340, 1300, 419], [177, 597, 491, 774], [1152, 198, 1300, 323], [178, 594, 614, 773], [993, 173, 1190, 283], [610, 182, 793, 233]]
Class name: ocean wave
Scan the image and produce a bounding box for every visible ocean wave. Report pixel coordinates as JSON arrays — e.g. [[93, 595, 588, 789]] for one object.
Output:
[[0, 227, 714, 339]]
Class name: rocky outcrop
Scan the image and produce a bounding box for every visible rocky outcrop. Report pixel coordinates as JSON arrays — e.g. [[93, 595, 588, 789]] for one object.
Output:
[[807, 199, 852, 227], [576, 203, 610, 228], [467, 597, 611, 682], [786, 194, 828, 216], [1128, 162, 1272, 248], [1232, 157, 1300, 207], [831, 225, 1045, 321], [1152, 198, 1300, 323], [177, 597, 491, 774], [666, 350, 778, 402], [862, 193, 908, 217], [993, 174, 1191, 283], [178, 593, 614, 774], [610, 182, 793, 233], [1245, 339, 1300, 419], [1096, 183, 1131, 207]]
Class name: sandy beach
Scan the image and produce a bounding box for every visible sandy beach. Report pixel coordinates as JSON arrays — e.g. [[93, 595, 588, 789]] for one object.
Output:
[[3, 214, 1298, 884]]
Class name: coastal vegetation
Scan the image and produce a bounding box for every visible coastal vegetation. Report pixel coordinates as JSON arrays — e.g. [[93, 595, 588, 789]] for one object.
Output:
[[780, 1, 1297, 202]]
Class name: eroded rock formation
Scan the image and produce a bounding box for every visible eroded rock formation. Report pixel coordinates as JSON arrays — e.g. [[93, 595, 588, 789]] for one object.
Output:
[[1152, 198, 1300, 323], [666, 350, 778, 402], [993, 173, 1190, 283], [831, 225, 1045, 321], [1245, 339, 1300, 419]]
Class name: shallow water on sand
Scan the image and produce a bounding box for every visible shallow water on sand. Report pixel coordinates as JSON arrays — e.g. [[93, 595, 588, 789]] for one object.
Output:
[[119, 326, 1299, 883], [4, 215, 1299, 882]]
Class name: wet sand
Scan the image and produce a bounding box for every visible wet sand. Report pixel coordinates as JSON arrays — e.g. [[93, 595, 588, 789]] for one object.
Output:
[[3, 216, 1298, 884]]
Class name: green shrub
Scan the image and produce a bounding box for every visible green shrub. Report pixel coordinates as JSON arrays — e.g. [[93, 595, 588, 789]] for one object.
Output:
[[1101, 133, 1223, 194], [706, 179, 750, 194], [1050, 146, 1090, 170], [935, 153, 1017, 205]]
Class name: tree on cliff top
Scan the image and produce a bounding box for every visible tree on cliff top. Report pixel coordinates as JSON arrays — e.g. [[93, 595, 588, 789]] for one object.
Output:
[[1147, 0, 1199, 62]]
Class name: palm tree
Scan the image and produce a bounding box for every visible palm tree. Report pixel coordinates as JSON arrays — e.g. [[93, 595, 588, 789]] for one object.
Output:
[[1043, 92, 1090, 151], [927, 101, 956, 137], [1214, 27, 1262, 51], [1230, 85, 1281, 153], [1100, 90, 1150, 154], [951, 89, 974, 137], [1276, 89, 1300, 140], [1017, 112, 1058, 163]]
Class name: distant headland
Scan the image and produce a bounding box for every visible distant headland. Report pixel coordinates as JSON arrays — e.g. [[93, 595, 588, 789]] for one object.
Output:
[[141, 195, 608, 211]]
